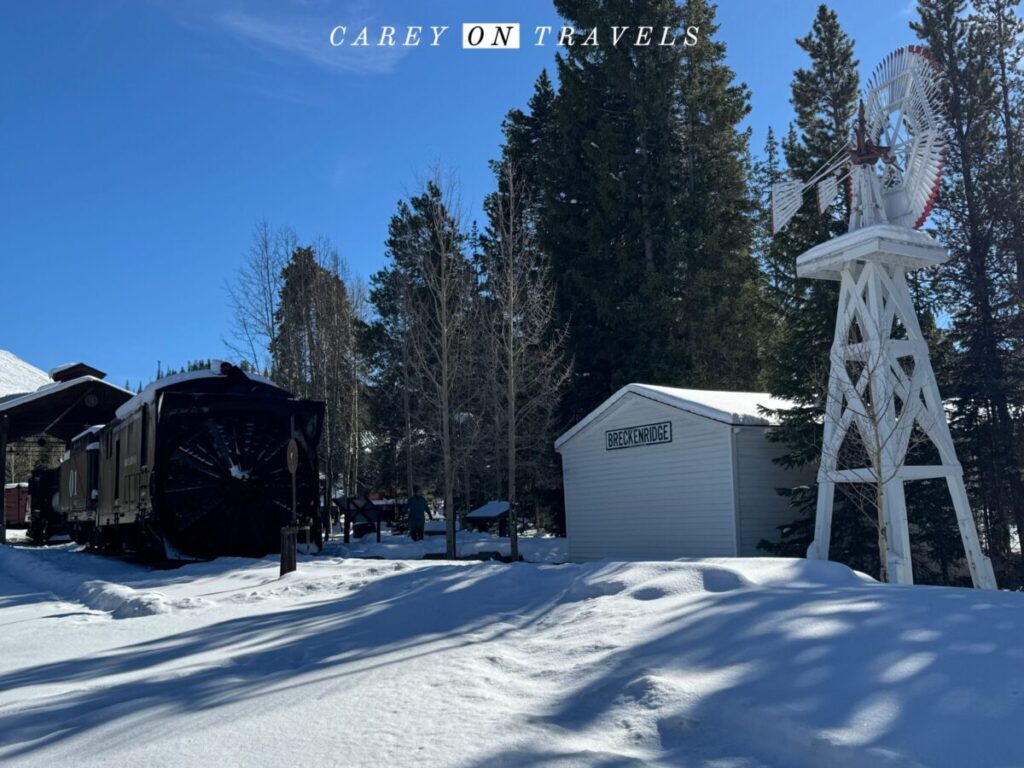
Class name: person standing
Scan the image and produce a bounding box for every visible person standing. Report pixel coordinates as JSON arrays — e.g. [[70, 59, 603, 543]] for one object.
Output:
[[407, 486, 429, 542]]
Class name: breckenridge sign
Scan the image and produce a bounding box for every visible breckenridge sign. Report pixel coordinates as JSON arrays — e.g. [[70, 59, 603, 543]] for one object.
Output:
[[605, 421, 672, 451]]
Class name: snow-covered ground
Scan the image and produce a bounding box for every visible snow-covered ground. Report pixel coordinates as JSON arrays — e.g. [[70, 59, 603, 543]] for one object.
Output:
[[0, 543, 1022, 767]]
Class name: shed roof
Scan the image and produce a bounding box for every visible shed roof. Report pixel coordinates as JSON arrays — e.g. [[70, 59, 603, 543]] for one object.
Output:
[[0, 377, 133, 443], [466, 500, 510, 520], [554, 384, 795, 450]]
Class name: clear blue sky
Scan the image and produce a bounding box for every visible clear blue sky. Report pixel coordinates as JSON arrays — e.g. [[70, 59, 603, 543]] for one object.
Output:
[[1, 0, 919, 388]]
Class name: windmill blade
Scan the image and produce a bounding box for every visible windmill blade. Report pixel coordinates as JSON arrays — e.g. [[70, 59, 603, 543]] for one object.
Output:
[[771, 180, 805, 234], [816, 176, 840, 215], [863, 46, 948, 229]]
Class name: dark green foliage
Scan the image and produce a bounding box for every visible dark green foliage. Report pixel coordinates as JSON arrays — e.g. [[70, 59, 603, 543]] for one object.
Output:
[[270, 244, 357, 496], [539, 0, 761, 422], [757, 5, 872, 573], [913, 0, 1024, 585]]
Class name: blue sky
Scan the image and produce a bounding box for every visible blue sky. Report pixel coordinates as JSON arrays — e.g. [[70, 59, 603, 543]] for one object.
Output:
[[1, 0, 920, 388]]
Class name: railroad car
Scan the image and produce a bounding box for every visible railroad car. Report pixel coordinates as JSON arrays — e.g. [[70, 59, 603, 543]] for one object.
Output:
[[60, 363, 324, 558], [26, 467, 61, 543]]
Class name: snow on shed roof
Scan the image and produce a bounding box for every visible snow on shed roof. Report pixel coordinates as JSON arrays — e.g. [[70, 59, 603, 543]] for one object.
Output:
[[554, 384, 795, 450], [0, 350, 50, 400], [466, 500, 510, 519]]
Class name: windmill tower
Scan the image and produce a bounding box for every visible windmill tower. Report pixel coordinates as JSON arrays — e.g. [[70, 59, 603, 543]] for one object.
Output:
[[773, 47, 997, 589]]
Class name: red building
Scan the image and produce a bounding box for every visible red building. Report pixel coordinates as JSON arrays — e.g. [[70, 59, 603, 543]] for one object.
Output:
[[4, 483, 29, 527]]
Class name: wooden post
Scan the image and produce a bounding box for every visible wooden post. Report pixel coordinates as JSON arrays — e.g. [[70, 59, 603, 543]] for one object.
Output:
[[280, 526, 297, 576], [281, 429, 300, 577], [343, 500, 351, 544]]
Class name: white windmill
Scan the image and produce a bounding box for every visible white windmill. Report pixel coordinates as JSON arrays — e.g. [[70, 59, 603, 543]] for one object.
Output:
[[773, 46, 997, 589]]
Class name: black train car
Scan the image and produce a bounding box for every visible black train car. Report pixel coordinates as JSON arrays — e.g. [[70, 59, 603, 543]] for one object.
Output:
[[26, 467, 62, 543], [62, 425, 102, 537], [61, 363, 324, 559]]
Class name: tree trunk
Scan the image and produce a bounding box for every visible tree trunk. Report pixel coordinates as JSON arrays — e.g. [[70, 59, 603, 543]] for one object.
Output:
[[508, 324, 519, 561], [401, 353, 414, 500]]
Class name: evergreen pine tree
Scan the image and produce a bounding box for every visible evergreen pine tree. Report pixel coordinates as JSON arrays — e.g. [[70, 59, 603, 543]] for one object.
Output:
[[669, 0, 761, 388], [757, 5, 885, 577], [913, 0, 1024, 584], [543, 0, 760, 422]]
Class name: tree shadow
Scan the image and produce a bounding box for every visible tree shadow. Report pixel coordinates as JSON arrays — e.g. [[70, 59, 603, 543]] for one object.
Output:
[[0, 561, 586, 760], [465, 581, 1024, 767], [3, 557, 1022, 766]]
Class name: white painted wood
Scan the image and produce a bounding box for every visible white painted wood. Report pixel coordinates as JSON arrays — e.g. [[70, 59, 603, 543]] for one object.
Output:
[[804, 227, 997, 590], [734, 428, 815, 556], [796, 224, 947, 281], [558, 389, 814, 562], [560, 392, 736, 561], [556, 384, 791, 450]]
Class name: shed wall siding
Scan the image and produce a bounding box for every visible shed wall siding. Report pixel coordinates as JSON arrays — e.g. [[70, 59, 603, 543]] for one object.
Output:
[[734, 427, 815, 556], [560, 394, 735, 561]]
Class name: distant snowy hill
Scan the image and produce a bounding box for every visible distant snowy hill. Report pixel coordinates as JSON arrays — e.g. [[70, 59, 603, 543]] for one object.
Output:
[[0, 349, 49, 400]]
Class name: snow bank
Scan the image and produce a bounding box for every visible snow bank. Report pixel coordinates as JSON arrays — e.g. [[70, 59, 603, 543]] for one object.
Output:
[[0, 545, 212, 619]]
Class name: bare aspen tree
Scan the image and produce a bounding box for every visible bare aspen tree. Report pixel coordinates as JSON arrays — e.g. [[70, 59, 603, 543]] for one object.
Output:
[[270, 240, 357, 509], [226, 221, 297, 375], [347, 275, 371, 494], [406, 174, 474, 559], [319, 249, 356, 502], [367, 250, 418, 504], [485, 164, 571, 559], [399, 273, 416, 502]]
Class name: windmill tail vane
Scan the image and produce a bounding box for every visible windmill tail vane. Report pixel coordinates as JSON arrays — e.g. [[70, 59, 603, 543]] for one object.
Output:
[[770, 143, 851, 235]]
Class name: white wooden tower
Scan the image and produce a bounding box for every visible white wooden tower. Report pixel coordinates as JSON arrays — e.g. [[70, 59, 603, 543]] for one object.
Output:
[[772, 47, 997, 589]]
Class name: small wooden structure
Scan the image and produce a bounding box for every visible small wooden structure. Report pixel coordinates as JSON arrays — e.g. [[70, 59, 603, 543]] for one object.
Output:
[[3, 483, 29, 527], [0, 363, 131, 543], [556, 386, 813, 562], [465, 500, 510, 536], [335, 495, 385, 543]]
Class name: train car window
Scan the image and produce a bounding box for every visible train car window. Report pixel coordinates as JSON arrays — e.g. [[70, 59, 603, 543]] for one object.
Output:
[[88, 449, 98, 506], [114, 440, 121, 500], [140, 406, 148, 467]]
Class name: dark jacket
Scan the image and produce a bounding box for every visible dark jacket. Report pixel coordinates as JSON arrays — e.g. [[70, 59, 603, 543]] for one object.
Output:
[[407, 494, 429, 529]]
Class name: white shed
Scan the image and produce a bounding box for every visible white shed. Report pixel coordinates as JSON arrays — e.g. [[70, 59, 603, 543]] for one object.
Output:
[[555, 384, 814, 562]]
